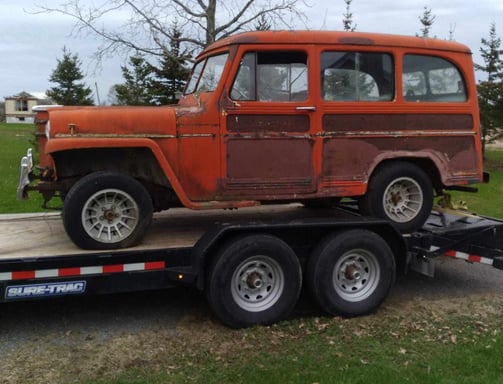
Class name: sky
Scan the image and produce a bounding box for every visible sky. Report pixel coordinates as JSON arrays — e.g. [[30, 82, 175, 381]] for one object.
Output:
[[1, 0, 503, 104]]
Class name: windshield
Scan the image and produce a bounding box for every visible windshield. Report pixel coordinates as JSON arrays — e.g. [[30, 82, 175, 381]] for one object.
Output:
[[184, 53, 229, 95]]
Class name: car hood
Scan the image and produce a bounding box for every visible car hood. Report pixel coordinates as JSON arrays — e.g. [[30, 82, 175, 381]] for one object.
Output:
[[45, 106, 179, 137]]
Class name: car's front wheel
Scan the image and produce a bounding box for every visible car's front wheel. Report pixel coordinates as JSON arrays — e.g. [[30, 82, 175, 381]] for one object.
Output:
[[63, 172, 153, 250]]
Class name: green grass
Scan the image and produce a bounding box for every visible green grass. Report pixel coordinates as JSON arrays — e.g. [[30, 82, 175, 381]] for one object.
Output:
[[115, 334, 503, 384], [0, 123, 44, 213], [83, 299, 503, 384], [449, 149, 503, 218]]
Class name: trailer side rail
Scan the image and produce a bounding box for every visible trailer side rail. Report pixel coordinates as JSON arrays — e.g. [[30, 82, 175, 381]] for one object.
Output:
[[407, 210, 503, 276]]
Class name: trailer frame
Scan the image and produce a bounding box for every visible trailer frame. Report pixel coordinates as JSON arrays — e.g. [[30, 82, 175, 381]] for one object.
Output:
[[1, 205, 502, 327]]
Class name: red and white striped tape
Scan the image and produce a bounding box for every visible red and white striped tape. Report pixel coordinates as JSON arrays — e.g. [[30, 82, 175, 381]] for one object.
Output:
[[430, 246, 494, 266], [0, 261, 166, 282]]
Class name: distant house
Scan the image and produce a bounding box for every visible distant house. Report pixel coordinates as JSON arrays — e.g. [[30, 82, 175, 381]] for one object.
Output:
[[4, 92, 52, 124]]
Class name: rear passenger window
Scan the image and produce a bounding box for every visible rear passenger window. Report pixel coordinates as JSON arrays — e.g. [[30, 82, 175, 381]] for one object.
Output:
[[321, 52, 394, 101], [230, 51, 308, 102], [403, 55, 467, 102]]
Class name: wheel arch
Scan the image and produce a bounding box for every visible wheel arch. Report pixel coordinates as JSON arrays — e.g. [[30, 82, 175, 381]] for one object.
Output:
[[50, 145, 190, 210], [53, 147, 170, 186], [368, 155, 444, 193]]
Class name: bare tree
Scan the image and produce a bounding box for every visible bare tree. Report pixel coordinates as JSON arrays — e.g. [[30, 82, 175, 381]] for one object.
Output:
[[448, 23, 456, 41], [34, 0, 307, 63]]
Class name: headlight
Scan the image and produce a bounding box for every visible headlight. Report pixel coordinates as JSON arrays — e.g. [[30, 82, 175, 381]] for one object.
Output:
[[45, 120, 51, 140]]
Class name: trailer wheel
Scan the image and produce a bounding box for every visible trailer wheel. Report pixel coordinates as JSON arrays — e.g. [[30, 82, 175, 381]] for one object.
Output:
[[63, 172, 153, 250], [307, 230, 395, 317], [359, 162, 433, 233], [206, 234, 302, 328]]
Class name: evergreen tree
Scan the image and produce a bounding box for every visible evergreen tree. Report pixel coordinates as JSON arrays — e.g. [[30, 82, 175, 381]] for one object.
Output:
[[46, 47, 94, 105], [0, 101, 5, 122], [254, 13, 272, 31], [475, 23, 503, 153], [111, 25, 191, 106], [418, 6, 436, 38], [342, 0, 356, 32], [149, 27, 191, 105], [113, 55, 157, 105]]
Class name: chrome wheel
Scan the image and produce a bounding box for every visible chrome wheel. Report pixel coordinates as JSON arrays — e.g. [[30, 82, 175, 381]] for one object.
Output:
[[382, 176, 423, 223], [332, 248, 380, 302], [231, 255, 285, 312], [81, 188, 139, 244]]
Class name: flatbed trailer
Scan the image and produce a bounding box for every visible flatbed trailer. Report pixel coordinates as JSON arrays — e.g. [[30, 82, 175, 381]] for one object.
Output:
[[1, 204, 503, 328]]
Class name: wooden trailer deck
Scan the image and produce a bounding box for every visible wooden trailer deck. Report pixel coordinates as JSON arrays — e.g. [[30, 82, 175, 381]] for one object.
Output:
[[0, 204, 350, 259]]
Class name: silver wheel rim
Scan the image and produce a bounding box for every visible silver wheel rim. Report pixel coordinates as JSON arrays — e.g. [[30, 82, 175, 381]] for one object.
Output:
[[382, 177, 423, 223], [231, 256, 285, 312], [332, 249, 380, 302], [81, 188, 139, 244]]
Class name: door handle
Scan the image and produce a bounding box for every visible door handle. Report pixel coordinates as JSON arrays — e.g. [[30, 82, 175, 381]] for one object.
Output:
[[295, 106, 316, 111]]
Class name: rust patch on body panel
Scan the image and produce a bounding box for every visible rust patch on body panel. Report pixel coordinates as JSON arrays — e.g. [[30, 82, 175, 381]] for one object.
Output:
[[321, 136, 478, 183], [227, 114, 310, 133], [323, 114, 473, 132], [227, 139, 313, 178], [322, 139, 379, 179], [224, 138, 315, 195], [338, 37, 375, 45]]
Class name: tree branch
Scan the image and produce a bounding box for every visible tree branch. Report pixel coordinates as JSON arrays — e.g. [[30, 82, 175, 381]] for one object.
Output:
[[33, 0, 308, 65]]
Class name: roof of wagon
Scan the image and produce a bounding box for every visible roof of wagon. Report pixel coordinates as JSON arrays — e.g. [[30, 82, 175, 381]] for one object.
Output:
[[201, 30, 472, 56]]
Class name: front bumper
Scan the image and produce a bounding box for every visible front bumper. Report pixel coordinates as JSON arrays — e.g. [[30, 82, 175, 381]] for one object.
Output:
[[16, 149, 34, 200]]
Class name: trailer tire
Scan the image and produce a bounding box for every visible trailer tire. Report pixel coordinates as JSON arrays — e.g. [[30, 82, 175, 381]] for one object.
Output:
[[359, 161, 433, 233], [206, 234, 302, 328], [63, 172, 153, 250], [307, 229, 395, 317]]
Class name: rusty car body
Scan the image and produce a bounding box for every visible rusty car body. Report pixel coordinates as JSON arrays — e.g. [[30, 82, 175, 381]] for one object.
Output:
[[18, 30, 485, 249]]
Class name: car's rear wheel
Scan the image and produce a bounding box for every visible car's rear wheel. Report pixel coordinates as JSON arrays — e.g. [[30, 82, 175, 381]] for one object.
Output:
[[359, 162, 433, 232]]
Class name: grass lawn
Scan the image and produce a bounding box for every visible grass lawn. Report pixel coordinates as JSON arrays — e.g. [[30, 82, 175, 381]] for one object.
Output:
[[84, 296, 503, 384], [0, 123, 44, 213], [447, 149, 503, 218]]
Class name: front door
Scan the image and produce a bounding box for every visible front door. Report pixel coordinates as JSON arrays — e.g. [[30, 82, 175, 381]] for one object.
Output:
[[220, 50, 316, 199]]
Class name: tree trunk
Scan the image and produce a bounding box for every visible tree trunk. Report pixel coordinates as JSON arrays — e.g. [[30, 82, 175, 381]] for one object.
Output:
[[206, 0, 217, 46]]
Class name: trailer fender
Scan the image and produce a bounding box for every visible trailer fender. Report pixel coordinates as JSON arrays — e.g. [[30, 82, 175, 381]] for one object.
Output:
[[190, 218, 408, 291]]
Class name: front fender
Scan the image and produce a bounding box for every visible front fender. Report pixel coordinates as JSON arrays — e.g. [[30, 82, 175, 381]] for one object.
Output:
[[45, 138, 193, 208]]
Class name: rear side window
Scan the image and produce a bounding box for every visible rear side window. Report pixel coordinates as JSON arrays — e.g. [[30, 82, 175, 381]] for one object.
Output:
[[230, 51, 308, 101], [403, 55, 467, 102], [321, 52, 394, 101]]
